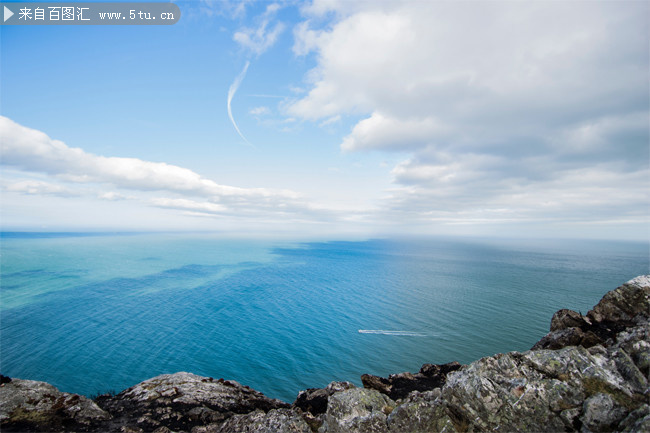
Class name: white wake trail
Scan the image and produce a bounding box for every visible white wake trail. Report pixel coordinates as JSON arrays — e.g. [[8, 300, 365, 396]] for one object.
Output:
[[358, 329, 427, 337]]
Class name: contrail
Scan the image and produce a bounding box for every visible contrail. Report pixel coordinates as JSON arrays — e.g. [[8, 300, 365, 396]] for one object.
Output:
[[227, 61, 253, 147]]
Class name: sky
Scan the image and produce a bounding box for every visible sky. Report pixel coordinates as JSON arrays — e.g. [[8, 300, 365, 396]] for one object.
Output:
[[1, 0, 648, 240]]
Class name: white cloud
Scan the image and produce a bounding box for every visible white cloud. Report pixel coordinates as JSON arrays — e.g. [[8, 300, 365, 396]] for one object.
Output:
[[287, 1, 649, 233], [4, 180, 75, 196], [0, 116, 303, 211], [150, 197, 228, 215], [318, 114, 340, 128], [233, 3, 285, 55], [341, 112, 448, 152], [249, 106, 271, 116], [98, 191, 128, 201]]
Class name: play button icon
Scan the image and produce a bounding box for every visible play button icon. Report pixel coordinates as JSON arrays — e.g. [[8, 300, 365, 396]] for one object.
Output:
[[4, 6, 13, 22]]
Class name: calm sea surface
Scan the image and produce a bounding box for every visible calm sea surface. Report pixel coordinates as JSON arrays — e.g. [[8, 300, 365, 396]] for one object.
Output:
[[0, 233, 647, 402]]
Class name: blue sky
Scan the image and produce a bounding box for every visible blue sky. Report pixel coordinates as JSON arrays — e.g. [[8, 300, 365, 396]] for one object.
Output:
[[1, 0, 648, 239]]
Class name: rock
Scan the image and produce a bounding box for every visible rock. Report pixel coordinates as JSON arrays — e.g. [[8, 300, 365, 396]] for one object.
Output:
[[533, 276, 650, 351], [580, 393, 627, 432], [532, 326, 591, 350], [434, 336, 649, 432], [293, 381, 355, 416], [386, 390, 455, 433], [204, 408, 312, 433], [96, 372, 289, 432], [588, 275, 650, 324], [0, 378, 110, 432], [618, 404, 650, 432], [319, 388, 395, 433], [361, 362, 461, 400], [610, 324, 650, 377], [551, 309, 592, 332]]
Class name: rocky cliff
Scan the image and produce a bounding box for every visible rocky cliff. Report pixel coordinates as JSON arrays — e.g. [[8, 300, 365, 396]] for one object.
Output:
[[2, 276, 648, 433]]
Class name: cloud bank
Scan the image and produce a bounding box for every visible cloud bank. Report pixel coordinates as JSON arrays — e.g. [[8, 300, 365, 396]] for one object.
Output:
[[0, 116, 319, 221], [288, 0, 649, 232]]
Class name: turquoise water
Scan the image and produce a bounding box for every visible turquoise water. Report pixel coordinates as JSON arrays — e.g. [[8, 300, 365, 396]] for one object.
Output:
[[0, 233, 648, 402]]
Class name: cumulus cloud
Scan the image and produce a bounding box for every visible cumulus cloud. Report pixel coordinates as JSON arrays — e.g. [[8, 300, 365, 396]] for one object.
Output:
[[341, 112, 449, 152], [0, 116, 308, 215], [288, 1, 649, 231]]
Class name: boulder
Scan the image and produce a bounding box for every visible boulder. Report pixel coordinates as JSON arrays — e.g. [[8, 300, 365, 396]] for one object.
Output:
[[361, 362, 461, 400], [533, 275, 650, 351], [588, 275, 650, 324], [580, 393, 627, 432], [550, 309, 592, 332], [319, 388, 395, 433], [385, 390, 456, 433], [0, 378, 110, 432], [95, 372, 289, 432], [618, 404, 650, 432], [293, 381, 355, 416], [196, 408, 312, 433]]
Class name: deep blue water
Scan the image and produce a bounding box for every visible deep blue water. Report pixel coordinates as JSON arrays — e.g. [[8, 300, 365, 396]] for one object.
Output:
[[0, 233, 647, 402]]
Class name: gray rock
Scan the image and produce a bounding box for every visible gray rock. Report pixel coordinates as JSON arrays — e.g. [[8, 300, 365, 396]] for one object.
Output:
[[361, 362, 461, 400], [611, 324, 650, 377], [386, 390, 455, 433], [587, 275, 650, 324], [532, 326, 603, 350], [0, 378, 110, 432], [618, 404, 650, 433], [205, 408, 312, 433], [319, 388, 395, 433], [580, 393, 627, 432], [96, 372, 289, 432], [551, 309, 592, 332], [611, 348, 648, 394], [533, 276, 650, 351], [441, 351, 578, 432], [293, 381, 355, 415]]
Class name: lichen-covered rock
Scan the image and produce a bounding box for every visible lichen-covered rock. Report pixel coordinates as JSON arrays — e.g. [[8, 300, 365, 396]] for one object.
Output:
[[580, 393, 627, 432], [96, 372, 289, 432], [532, 326, 603, 350], [0, 377, 110, 432], [588, 275, 650, 324], [618, 404, 650, 432], [386, 390, 456, 433], [319, 388, 395, 433], [200, 408, 312, 433], [441, 351, 579, 432], [551, 309, 592, 332], [293, 381, 355, 416], [533, 276, 650, 351], [432, 337, 648, 432], [361, 362, 461, 401], [611, 324, 650, 377]]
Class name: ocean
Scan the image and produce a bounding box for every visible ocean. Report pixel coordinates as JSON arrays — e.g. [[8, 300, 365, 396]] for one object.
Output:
[[0, 233, 647, 402]]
